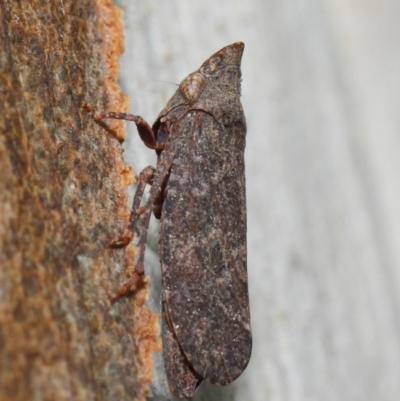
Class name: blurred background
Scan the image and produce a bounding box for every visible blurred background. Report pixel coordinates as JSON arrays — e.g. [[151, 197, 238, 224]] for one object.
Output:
[[114, 1, 400, 400]]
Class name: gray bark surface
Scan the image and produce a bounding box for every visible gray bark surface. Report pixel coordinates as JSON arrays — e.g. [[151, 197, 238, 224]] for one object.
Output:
[[115, 1, 400, 400]]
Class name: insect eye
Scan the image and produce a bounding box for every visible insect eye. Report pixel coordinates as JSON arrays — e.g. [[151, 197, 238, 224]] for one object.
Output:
[[179, 72, 206, 104]]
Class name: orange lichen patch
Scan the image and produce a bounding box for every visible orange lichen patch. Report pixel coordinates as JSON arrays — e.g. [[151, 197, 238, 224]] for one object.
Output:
[[95, 0, 129, 141], [94, 0, 134, 228], [134, 303, 162, 383]]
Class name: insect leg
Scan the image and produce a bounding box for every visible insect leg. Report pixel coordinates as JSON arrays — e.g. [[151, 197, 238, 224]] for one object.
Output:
[[110, 165, 156, 248], [111, 151, 174, 301], [134, 151, 173, 276], [83, 102, 158, 149]]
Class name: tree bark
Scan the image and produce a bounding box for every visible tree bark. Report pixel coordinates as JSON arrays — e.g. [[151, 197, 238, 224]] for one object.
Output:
[[0, 1, 159, 401]]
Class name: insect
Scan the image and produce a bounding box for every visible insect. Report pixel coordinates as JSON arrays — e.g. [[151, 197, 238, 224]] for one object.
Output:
[[84, 42, 252, 399]]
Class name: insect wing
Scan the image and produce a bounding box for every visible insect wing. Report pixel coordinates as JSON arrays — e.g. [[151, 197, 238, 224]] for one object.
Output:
[[162, 300, 201, 399], [160, 111, 251, 386]]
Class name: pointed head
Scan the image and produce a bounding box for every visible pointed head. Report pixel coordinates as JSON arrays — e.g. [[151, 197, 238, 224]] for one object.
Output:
[[157, 42, 245, 126], [177, 42, 245, 106], [199, 42, 244, 76]]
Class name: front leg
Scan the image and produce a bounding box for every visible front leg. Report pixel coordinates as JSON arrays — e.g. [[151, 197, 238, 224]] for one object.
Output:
[[83, 102, 158, 150]]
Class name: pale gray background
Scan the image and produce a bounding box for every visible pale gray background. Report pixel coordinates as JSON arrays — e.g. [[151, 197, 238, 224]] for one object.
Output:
[[113, 1, 400, 400]]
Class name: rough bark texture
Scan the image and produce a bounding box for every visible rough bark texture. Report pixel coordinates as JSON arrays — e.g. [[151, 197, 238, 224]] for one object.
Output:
[[0, 1, 159, 401]]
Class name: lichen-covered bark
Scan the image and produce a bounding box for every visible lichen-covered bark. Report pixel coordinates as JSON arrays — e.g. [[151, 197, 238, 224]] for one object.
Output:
[[0, 1, 159, 401]]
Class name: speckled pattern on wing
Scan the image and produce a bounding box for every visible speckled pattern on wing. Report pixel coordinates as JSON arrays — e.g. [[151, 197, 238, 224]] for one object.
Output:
[[160, 110, 251, 386], [162, 300, 202, 398]]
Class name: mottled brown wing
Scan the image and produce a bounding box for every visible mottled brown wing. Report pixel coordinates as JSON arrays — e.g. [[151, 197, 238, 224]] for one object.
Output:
[[159, 111, 252, 386], [161, 300, 202, 399]]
